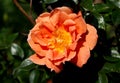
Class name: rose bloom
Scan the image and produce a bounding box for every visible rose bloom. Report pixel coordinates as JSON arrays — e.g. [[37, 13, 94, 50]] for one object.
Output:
[[27, 6, 98, 73]]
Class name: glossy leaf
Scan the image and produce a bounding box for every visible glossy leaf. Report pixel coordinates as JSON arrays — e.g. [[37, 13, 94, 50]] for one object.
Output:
[[15, 70, 30, 83], [29, 69, 49, 83], [19, 58, 35, 70], [94, 3, 110, 13], [40, 70, 49, 83], [93, 13, 105, 30], [80, 0, 94, 11], [111, 47, 120, 59], [11, 43, 24, 59], [13, 68, 23, 77], [97, 72, 108, 83], [43, 0, 58, 4], [104, 56, 120, 62], [29, 70, 40, 83], [103, 62, 120, 73], [108, 0, 120, 8], [13, 59, 35, 77], [73, 0, 79, 4]]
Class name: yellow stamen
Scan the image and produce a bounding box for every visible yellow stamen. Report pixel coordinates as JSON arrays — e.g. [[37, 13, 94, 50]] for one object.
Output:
[[48, 29, 72, 53]]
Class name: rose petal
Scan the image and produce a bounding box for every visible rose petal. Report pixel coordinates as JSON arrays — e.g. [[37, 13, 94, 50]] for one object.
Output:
[[76, 46, 90, 67], [30, 23, 41, 31], [31, 32, 48, 46], [59, 12, 70, 25], [27, 32, 42, 53], [67, 51, 76, 61], [42, 21, 55, 31], [53, 57, 66, 65], [28, 33, 51, 57], [45, 50, 53, 59], [52, 49, 67, 60], [36, 12, 50, 23], [29, 54, 46, 65], [38, 50, 52, 57], [45, 59, 62, 73], [57, 6, 72, 14], [29, 54, 62, 73], [68, 26, 76, 32], [69, 13, 78, 19], [36, 12, 55, 31], [74, 12, 87, 35], [50, 10, 59, 26], [84, 24, 98, 50], [69, 42, 77, 50], [63, 19, 75, 26], [50, 8, 70, 26]]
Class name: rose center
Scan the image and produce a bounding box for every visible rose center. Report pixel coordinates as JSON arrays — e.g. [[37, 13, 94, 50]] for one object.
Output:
[[48, 29, 72, 52]]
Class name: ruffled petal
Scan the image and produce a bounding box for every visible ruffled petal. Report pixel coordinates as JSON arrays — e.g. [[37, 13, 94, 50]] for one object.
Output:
[[27, 32, 42, 53], [74, 12, 87, 35], [36, 12, 50, 23], [52, 49, 67, 60], [36, 12, 55, 31], [68, 26, 76, 32], [50, 10, 59, 26], [69, 13, 78, 19], [67, 51, 76, 61], [58, 11, 69, 25], [57, 6, 72, 14], [63, 19, 75, 26], [84, 24, 98, 50], [31, 32, 48, 46], [50, 7, 70, 26], [29, 54, 62, 73], [30, 23, 41, 31], [42, 21, 55, 31], [69, 42, 77, 50], [76, 46, 90, 67], [29, 54, 46, 65], [45, 59, 62, 73]]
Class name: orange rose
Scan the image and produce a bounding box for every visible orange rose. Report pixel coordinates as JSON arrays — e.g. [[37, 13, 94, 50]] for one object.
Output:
[[27, 6, 98, 73]]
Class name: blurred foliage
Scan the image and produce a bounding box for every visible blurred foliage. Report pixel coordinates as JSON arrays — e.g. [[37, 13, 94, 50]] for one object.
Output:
[[0, 0, 120, 83]]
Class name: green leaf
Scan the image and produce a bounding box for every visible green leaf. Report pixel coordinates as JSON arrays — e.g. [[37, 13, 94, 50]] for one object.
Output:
[[11, 43, 24, 59], [80, 0, 94, 11], [103, 62, 120, 73], [29, 69, 50, 83], [105, 23, 116, 39], [111, 10, 120, 26], [111, 47, 120, 59], [108, 0, 120, 8], [0, 28, 18, 49], [15, 70, 30, 83], [19, 58, 35, 70], [13, 59, 35, 77], [39, 69, 49, 83], [43, 0, 58, 4], [104, 56, 120, 62], [94, 3, 110, 13], [73, 0, 79, 4], [93, 13, 105, 30], [8, 33, 18, 44], [13, 68, 23, 77], [97, 72, 108, 83], [29, 70, 40, 83]]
